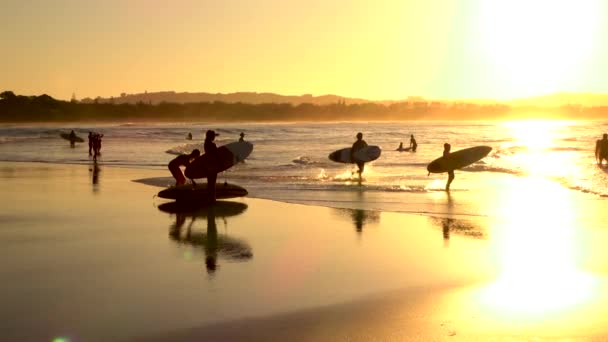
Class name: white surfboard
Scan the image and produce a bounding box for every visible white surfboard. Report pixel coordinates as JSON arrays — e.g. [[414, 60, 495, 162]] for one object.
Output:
[[223, 141, 254, 164], [328, 145, 382, 164]]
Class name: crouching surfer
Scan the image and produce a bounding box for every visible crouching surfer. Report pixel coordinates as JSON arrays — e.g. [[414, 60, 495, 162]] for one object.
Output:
[[168, 149, 200, 186]]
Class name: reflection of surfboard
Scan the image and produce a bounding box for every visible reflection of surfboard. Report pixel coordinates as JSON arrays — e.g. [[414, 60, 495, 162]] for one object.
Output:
[[60, 133, 84, 143], [427, 146, 492, 173], [185, 141, 253, 179], [158, 182, 248, 201], [158, 200, 248, 216], [328, 146, 381, 164]]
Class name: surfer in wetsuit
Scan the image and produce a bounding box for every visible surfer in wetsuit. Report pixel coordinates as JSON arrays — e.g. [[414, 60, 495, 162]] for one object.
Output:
[[204, 130, 220, 202], [168, 149, 200, 186], [88, 132, 94, 155], [239, 132, 245, 142], [187, 132, 192, 140], [443, 143, 454, 191], [410, 135, 418, 152], [397, 142, 404, 151], [69, 130, 76, 147], [351, 132, 368, 180], [596, 133, 608, 166]]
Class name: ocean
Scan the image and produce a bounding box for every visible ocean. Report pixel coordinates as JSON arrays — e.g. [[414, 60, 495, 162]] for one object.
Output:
[[1, 120, 607, 216]]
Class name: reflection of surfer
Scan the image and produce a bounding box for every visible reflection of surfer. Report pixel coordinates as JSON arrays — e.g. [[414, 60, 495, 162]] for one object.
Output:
[[410, 135, 418, 152], [91, 160, 101, 193], [596, 133, 608, 166], [168, 149, 200, 186], [351, 132, 368, 179], [204, 130, 220, 202], [443, 143, 454, 191]]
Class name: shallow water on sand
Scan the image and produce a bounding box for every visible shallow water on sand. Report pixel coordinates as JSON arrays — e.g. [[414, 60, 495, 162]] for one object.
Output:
[[1, 120, 608, 216]]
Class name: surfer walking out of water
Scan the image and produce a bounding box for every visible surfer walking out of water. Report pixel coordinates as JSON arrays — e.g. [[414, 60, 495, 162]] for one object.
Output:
[[204, 130, 220, 202], [351, 132, 368, 180], [410, 135, 418, 152], [69, 130, 76, 147], [596, 133, 608, 166], [443, 143, 455, 191], [168, 149, 200, 186]]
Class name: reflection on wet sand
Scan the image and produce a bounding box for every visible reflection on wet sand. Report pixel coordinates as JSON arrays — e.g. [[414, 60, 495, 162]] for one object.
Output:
[[332, 208, 381, 233], [428, 216, 486, 246], [90, 161, 100, 193], [158, 201, 252, 275]]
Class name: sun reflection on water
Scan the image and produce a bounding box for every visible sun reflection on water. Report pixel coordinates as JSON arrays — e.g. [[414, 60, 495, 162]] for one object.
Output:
[[474, 177, 599, 322]]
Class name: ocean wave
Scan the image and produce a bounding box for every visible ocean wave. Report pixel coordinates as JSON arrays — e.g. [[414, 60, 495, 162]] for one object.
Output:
[[462, 164, 519, 174]]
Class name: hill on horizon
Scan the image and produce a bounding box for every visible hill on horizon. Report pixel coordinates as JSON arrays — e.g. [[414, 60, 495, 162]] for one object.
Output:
[[79, 90, 608, 107], [80, 91, 374, 106]]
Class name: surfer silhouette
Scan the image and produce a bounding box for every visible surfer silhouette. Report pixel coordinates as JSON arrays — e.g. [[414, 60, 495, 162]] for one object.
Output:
[[239, 132, 245, 142], [187, 132, 192, 140], [168, 149, 200, 186], [351, 132, 368, 180], [443, 143, 454, 191], [69, 130, 76, 147], [596, 133, 608, 166], [204, 130, 220, 202], [88, 132, 94, 155], [410, 135, 418, 152], [397, 142, 404, 151]]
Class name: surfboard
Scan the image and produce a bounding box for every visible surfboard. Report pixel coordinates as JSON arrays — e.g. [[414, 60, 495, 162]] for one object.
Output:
[[60, 133, 84, 143], [396, 147, 412, 152], [158, 182, 248, 201], [184, 141, 253, 179], [426, 146, 492, 173], [328, 145, 382, 164]]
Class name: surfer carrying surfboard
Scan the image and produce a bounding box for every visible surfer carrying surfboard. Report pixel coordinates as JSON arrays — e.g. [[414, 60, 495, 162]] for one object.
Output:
[[168, 149, 200, 186], [596, 133, 608, 166], [443, 143, 455, 191], [204, 130, 221, 202], [351, 132, 368, 179]]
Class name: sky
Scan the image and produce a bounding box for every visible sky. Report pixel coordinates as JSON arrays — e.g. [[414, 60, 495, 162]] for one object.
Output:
[[1, 0, 607, 101]]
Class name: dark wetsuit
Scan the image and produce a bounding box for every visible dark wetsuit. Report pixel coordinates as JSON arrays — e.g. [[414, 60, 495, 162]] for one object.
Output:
[[204, 139, 219, 201], [597, 138, 608, 165], [444, 147, 454, 191], [351, 139, 368, 175], [410, 137, 418, 152], [168, 154, 192, 186]]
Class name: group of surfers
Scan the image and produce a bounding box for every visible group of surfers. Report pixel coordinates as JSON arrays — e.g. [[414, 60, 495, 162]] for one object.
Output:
[[168, 131, 608, 201], [168, 130, 247, 202], [88, 132, 104, 160]]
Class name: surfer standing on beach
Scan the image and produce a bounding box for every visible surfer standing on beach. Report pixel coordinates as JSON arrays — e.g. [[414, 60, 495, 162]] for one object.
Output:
[[596, 133, 608, 166], [204, 130, 220, 202], [351, 132, 368, 180], [443, 143, 454, 191], [168, 149, 200, 186]]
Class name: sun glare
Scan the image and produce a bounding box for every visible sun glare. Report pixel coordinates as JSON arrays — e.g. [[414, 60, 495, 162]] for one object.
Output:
[[476, 178, 598, 320], [481, 0, 600, 97]]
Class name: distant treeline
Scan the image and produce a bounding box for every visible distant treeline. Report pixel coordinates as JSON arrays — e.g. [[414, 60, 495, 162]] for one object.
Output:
[[1, 90, 607, 122]]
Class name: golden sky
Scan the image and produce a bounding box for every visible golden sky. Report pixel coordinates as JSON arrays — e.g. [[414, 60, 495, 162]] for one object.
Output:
[[1, 0, 606, 101]]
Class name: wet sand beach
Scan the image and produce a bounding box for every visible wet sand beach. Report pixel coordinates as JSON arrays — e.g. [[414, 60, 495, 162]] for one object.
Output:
[[2, 161, 608, 341]]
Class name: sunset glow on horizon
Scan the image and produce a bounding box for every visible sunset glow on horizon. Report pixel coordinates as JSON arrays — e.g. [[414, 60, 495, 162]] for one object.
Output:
[[2, 0, 607, 101]]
